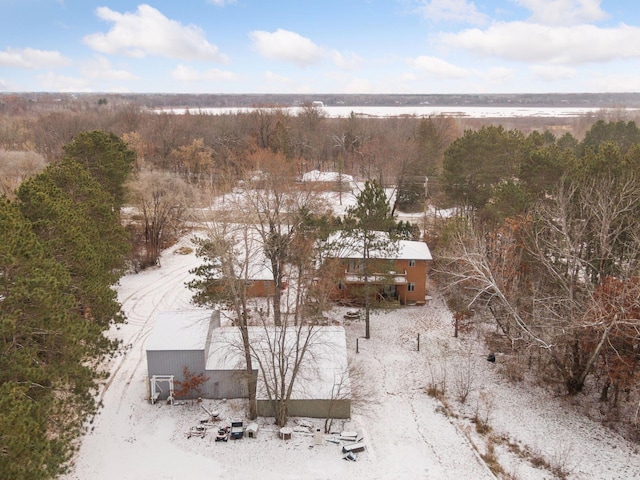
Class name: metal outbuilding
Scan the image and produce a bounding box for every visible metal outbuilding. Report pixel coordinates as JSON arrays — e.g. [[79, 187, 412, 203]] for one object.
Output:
[[145, 310, 351, 419]]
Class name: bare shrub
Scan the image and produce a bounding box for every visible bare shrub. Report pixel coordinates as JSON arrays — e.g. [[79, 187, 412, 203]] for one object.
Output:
[[525, 441, 573, 478], [504, 461, 522, 480], [528, 445, 548, 470], [174, 366, 209, 402], [549, 442, 575, 479], [425, 348, 448, 400], [473, 389, 494, 434], [325, 359, 375, 433], [453, 352, 476, 404]]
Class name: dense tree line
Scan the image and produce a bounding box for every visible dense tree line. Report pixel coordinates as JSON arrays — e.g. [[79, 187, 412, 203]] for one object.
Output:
[[435, 120, 640, 432], [2, 96, 637, 215], [0, 131, 134, 479]]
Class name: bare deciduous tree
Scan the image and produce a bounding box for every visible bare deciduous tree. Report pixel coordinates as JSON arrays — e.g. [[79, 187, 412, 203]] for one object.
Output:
[[242, 156, 327, 326], [189, 217, 262, 419], [250, 319, 322, 427], [189, 170, 332, 421], [436, 174, 640, 396], [126, 169, 192, 269]]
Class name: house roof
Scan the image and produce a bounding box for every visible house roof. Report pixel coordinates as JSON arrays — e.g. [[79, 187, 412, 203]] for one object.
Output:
[[326, 231, 432, 261], [302, 170, 354, 183], [193, 226, 274, 281], [397, 239, 432, 260], [145, 310, 212, 351]]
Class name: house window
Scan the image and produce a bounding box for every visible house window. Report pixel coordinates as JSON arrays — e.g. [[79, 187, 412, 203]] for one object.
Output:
[[408, 282, 415, 292], [347, 259, 363, 272], [409, 259, 416, 267]]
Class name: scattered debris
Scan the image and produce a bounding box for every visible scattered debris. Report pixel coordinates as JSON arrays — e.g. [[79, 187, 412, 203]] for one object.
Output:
[[296, 420, 315, 429], [343, 451, 357, 462], [186, 426, 207, 439], [200, 404, 220, 421], [343, 310, 360, 320], [338, 431, 358, 442], [341, 442, 366, 454]]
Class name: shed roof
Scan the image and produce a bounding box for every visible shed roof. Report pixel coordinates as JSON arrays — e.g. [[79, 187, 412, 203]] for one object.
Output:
[[206, 325, 350, 400], [146, 310, 212, 351]]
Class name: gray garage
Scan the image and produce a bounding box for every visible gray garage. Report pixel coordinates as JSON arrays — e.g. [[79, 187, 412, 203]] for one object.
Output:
[[145, 310, 351, 419], [146, 310, 254, 401]]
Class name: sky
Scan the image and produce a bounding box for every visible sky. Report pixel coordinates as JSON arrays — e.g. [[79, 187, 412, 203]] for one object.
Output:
[[1, 0, 639, 94]]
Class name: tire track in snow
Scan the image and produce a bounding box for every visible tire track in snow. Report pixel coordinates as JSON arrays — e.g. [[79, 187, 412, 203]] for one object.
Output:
[[99, 247, 201, 405]]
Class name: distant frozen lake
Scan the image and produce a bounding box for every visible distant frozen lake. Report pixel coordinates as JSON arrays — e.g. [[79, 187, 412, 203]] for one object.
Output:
[[154, 105, 636, 118]]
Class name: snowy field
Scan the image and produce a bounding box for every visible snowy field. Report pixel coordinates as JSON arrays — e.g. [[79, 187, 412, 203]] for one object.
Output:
[[156, 105, 634, 119], [61, 232, 640, 480]]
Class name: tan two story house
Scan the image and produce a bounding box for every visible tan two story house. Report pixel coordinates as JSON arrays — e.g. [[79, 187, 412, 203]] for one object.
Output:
[[325, 232, 432, 306]]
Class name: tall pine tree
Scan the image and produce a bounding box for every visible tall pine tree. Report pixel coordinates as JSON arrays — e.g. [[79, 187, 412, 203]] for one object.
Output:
[[343, 179, 398, 339]]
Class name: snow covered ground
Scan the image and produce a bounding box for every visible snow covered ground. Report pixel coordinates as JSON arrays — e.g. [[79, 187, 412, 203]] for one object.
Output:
[[62, 234, 640, 480]]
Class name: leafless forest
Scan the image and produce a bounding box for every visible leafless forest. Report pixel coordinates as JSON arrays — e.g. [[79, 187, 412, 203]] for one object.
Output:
[[3, 92, 639, 193]]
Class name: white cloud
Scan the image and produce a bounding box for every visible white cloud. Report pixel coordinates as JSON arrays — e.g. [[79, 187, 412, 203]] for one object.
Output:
[[324, 71, 375, 93], [249, 29, 325, 66], [37, 72, 91, 92], [514, 0, 607, 26], [341, 77, 375, 94], [263, 71, 292, 84], [530, 64, 576, 80], [81, 56, 138, 81], [254, 72, 317, 94], [587, 71, 640, 92], [0, 78, 12, 91], [0, 47, 71, 69], [84, 4, 228, 62], [330, 50, 363, 70], [485, 66, 516, 84], [400, 72, 418, 82], [207, 0, 236, 5], [172, 64, 240, 82], [438, 22, 640, 65], [409, 55, 470, 78], [415, 0, 489, 25]]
